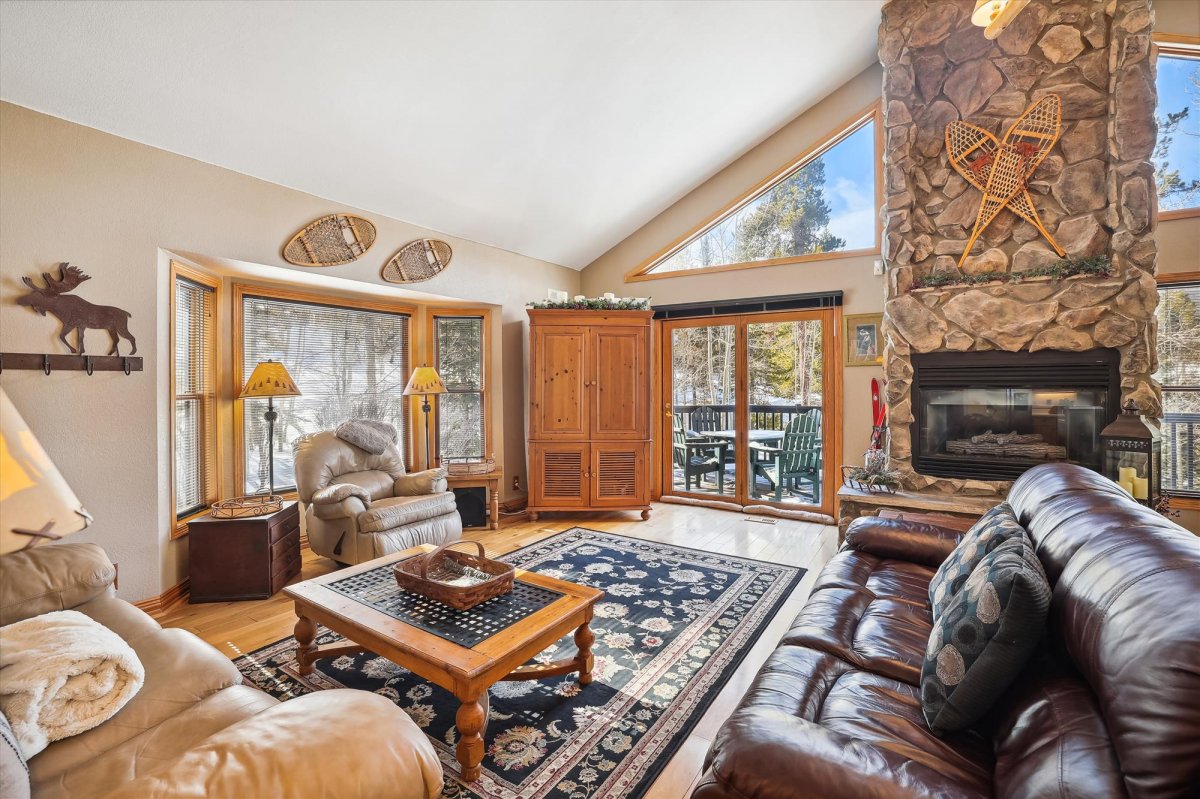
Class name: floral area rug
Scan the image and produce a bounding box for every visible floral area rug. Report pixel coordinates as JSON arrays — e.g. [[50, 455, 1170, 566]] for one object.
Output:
[[234, 528, 804, 799]]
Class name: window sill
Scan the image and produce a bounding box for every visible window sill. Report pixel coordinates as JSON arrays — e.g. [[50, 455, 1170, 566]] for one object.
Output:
[[1168, 495, 1200, 512]]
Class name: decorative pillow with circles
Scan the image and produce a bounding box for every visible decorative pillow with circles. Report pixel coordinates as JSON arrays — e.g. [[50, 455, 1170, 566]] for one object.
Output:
[[920, 531, 1051, 735], [927, 502, 1026, 615]]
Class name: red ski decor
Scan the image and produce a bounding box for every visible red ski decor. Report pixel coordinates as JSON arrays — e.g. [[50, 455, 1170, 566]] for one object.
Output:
[[869, 378, 888, 452]]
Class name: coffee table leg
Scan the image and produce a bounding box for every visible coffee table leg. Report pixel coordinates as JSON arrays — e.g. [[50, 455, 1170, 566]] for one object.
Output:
[[456, 693, 487, 782], [574, 614, 595, 686], [294, 612, 317, 676]]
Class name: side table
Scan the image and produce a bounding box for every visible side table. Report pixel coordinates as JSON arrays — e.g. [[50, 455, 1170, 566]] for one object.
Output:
[[187, 500, 301, 602], [445, 470, 503, 530]]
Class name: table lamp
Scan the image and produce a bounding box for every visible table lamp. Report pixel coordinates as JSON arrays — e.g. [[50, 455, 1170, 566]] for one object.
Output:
[[0, 388, 93, 555], [239, 360, 301, 496], [403, 365, 446, 468]]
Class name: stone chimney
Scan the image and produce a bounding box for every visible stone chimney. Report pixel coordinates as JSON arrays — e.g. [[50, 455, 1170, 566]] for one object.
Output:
[[879, 0, 1161, 495]]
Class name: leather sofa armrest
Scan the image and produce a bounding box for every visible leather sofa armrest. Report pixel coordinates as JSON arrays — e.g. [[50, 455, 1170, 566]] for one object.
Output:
[[101, 690, 443, 799], [395, 467, 448, 496], [696, 707, 981, 799], [311, 482, 372, 507], [311, 496, 367, 521], [843, 516, 963, 567], [0, 543, 117, 626]]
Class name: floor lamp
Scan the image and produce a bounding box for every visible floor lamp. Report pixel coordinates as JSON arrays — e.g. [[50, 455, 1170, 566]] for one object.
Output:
[[404, 365, 446, 468], [240, 360, 301, 496]]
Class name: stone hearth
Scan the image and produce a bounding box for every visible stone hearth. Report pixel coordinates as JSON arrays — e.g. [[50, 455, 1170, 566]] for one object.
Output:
[[879, 0, 1161, 496]]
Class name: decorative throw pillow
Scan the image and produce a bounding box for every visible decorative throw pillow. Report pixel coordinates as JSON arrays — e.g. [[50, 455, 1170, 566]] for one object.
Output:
[[0, 710, 30, 799], [921, 532, 1051, 735], [928, 502, 1025, 615]]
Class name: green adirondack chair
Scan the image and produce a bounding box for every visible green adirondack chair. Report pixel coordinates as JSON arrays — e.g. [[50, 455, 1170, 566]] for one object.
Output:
[[755, 410, 822, 503], [672, 417, 728, 494]]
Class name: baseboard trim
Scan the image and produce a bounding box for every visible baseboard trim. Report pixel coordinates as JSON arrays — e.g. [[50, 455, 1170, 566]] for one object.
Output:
[[134, 578, 190, 618]]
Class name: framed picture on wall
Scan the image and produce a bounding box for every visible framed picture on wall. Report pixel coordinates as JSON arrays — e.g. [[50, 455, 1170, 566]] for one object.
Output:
[[844, 313, 883, 367]]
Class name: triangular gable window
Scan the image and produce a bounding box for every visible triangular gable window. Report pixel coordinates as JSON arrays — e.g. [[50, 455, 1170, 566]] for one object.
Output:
[[634, 105, 880, 279]]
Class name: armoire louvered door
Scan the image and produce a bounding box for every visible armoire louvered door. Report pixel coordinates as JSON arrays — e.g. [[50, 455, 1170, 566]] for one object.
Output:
[[527, 310, 653, 521]]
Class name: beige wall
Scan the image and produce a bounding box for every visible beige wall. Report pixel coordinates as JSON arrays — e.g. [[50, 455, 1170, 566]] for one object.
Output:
[[582, 64, 886, 471], [0, 101, 581, 600]]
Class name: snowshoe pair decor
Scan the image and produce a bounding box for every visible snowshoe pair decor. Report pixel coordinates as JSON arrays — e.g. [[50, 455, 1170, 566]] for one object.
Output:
[[282, 214, 452, 284]]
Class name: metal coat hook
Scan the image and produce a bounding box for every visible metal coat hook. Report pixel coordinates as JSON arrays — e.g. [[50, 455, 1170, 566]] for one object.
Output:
[[42, 354, 51, 375], [84, 355, 95, 375], [122, 357, 131, 376]]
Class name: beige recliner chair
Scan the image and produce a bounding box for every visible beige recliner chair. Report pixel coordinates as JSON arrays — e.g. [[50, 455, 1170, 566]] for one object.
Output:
[[294, 430, 462, 565]]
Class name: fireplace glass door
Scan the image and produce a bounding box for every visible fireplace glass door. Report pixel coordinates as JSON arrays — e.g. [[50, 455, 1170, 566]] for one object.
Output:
[[918, 387, 1108, 476]]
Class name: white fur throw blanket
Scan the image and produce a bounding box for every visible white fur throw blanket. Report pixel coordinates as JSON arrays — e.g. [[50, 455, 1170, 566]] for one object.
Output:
[[0, 610, 144, 757]]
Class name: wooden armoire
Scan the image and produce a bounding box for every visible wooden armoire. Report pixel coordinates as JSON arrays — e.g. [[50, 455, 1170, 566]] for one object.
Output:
[[527, 309, 652, 521]]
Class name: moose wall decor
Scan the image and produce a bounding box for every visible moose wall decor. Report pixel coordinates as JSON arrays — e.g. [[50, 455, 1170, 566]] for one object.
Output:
[[17, 264, 137, 356]]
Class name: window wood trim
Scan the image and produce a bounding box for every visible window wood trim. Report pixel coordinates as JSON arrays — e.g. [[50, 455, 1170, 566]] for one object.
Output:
[[231, 282, 418, 493], [1154, 36, 1200, 222], [424, 307, 494, 468], [1155, 271, 1200, 502], [170, 261, 221, 539], [626, 100, 883, 283]]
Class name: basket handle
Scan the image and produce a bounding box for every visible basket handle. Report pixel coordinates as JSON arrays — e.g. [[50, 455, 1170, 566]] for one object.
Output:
[[419, 539, 487, 578]]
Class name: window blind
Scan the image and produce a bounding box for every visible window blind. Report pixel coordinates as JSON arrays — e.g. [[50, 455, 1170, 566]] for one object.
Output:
[[434, 315, 486, 461], [175, 277, 216, 518], [1156, 281, 1200, 495], [241, 294, 410, 494]]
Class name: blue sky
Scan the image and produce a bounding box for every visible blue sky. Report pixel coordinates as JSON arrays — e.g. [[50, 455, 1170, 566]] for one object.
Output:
[[821, 121, 876, 250], [1156, 52, 1200, 212]]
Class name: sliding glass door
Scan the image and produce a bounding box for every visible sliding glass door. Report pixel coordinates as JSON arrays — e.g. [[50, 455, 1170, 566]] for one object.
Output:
[[661, 309, 839, 515]]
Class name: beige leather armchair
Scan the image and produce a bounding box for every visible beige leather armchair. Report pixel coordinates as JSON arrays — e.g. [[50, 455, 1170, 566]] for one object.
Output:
[[293, 431, 462, 565], [0, 543, 443, 799]]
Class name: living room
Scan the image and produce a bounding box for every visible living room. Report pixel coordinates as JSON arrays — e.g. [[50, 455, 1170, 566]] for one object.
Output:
[[0, 1, 1197, 798]]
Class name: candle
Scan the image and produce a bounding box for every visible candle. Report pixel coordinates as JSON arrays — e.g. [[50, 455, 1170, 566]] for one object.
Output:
[[1132, 477, 1148, 500], [1118, 479, 1134, 496], [1118, 467, 1137, 483]]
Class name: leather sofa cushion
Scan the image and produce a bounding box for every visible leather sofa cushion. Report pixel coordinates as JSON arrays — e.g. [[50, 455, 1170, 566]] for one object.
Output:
[[698, 645, 992, 799], [992, 654, 1126, 799], [0, 544, 116, 627], [922, 533, 1050, 735], [357, 492, 456, 533], [781, 551, 934, 686], [30, 627, 242, 782], [31, 686, 277, 799], [366, 513, 464, 559], [927, 502, 1024, 612], [844, 516, 964, 568]]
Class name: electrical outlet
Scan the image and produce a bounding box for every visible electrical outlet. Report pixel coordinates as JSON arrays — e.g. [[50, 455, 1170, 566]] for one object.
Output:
[[873, 259, 885, 276], [512, 476, 520, 491]]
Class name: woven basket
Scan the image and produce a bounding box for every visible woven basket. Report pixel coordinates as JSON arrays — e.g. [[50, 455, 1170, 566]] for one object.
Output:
[[445, 457, 496, 476], [210, 495, 284, 518], [393, 540, 514, 610]]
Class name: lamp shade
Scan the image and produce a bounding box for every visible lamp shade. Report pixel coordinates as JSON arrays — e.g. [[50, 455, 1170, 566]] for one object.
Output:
[[403, 366, 446, 396], [240, 360, 301, 399], [0, 388, 92, 555]]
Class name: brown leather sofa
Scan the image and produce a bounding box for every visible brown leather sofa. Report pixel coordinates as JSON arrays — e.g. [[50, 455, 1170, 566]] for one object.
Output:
[[0, 543, 443, 799], [693, 463, 1200, 799]]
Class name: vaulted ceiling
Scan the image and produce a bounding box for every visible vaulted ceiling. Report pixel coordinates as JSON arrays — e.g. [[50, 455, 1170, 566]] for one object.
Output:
[[0, 1, 883, 268]]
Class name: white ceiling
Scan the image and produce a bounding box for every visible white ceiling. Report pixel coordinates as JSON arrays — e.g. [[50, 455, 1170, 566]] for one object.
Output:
[[0, 0, 882, 269]]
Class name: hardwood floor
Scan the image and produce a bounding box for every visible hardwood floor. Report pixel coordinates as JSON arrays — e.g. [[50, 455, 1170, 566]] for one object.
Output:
[[159, 501, 839, 798]]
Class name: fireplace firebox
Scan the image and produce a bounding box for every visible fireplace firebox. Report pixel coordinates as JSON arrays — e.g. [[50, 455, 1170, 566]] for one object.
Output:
[[911, 350, 1121, 482]]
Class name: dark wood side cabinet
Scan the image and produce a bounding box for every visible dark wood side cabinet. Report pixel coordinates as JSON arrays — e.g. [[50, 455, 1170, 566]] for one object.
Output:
[[187, 500, 301, 602]]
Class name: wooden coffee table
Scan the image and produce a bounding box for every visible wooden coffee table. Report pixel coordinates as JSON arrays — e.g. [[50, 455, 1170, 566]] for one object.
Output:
[[284, 544, 603, 781]]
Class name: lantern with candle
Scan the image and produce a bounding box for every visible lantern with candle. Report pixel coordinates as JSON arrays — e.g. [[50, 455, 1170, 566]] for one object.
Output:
[[1099, 399, 1160, 507]]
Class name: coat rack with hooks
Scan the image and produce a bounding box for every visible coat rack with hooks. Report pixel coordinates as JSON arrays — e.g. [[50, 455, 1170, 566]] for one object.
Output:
[[0, 352, 143, 375]]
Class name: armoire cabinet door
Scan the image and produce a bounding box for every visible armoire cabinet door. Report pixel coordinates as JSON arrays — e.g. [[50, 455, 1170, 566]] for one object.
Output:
[[589, 325, 649, 440], [590, 443, 647, 508], [530, 443, 589, 508], [530, 326, 590, 439]]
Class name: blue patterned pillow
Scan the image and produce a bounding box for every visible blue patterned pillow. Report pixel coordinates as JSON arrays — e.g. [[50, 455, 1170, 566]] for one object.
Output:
[[921, 532, 1051, 734], [928, 502, 1025, 614]]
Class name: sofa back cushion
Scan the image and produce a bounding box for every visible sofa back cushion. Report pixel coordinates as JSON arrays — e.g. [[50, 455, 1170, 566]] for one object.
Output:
[[292, 431, 406, 503], [0, 543, 116, 626], [1007, 464, 1200, 799]]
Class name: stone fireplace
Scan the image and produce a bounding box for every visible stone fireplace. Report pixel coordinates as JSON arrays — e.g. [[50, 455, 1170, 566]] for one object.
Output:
[[879, 0, 1161, 497]]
